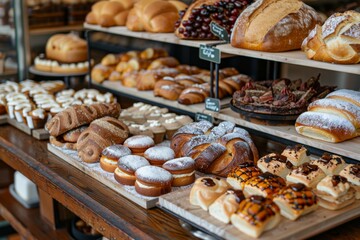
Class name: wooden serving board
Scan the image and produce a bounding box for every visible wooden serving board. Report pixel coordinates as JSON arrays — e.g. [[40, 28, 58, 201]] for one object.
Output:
[[7, 117, 32, 135], [48, 143, 194, 209], [0, 115, 7, 125], [159, 188, 360, 240], [32, 129, 49, 140]]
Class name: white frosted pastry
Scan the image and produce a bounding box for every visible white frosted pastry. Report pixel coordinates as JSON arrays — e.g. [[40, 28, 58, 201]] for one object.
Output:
[[339, 164, 360, 199], [281, 144, 310, 166], [287, 162, 326, 188], [310, 153, 346, 176], [257, 153, 293, 178]]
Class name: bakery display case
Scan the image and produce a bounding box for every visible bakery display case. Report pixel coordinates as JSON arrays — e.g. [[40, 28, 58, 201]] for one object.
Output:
[[0, 0, 360, 239]]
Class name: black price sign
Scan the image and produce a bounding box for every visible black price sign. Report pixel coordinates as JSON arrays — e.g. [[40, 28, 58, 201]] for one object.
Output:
[[205, 97, 221, 112], [199, 44, 221, 64], [210, 22, 230, 42], [195, 112, 213, 123]]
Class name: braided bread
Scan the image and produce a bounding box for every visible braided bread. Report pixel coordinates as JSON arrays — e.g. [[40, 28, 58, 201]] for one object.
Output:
[[77, 117, 129, 163], [45, 103, 121, 137], [171, 121, 258, 177], [302, 11, 360, 64]]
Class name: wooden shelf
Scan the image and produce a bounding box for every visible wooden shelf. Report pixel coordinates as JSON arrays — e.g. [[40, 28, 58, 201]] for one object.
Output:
[[29, 25, 83, 35], [203, 108, 360, 162], [0, 188, 71, 239]]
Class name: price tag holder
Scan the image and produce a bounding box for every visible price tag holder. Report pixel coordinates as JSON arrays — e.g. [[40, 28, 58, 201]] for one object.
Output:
[[210, 22, 230, 42], [195, 112, 213, 123], [199, 44, 221, 64], [205, 97, 221, 112]]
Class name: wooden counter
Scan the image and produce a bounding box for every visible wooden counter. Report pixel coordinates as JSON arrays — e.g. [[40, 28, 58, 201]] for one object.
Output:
[[0, 124, 359, 240]]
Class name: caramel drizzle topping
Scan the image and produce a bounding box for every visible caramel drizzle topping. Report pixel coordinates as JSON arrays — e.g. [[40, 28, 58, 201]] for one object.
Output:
[[277, 184, 317, 210]]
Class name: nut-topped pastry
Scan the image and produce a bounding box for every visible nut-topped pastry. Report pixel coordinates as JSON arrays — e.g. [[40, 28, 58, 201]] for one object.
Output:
[[286, 162, 326, 188], [339, 164, 360, 199], [243, 172, 286, 198], [190, 177, 229, 211], [209, 189, 245, 224], [310, 153, 346, 176], [227, 162, 262, 190], [230, 195, 281, 238], [281, 144, 310, 166], [314, 175, 355, 210], [273, 183, 318, 220], [257, 153, 293, 178]]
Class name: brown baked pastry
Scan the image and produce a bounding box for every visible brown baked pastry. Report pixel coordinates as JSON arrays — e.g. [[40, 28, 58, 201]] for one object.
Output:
[[302, 11, 360, 64], [310, 153, 346, 176], [314, 175, 356, 210], [326, 89, 360, 108], [134, 165, 173, 196], [339, 164, 360, 199], [45, 34, 88, 63], [62, 125, 88, 143], [257, 153, 293, 178], [100, 144, 132, 173], [137, 68, 180, 91], [91, 64, 114, 83], [114, 155, 150, 185], [49, 136, 77, 150], [286, 162, 326, 188], [273, 183, 318, 220], [46, 103, 121, 137], [86, 0, 134, 27], [126, 0, 187, 32], [153, 78, 185, 101], [230, 196, 281, 238], [147, 57, 180, 70], [175, 0, 253, 39], [162, 157, 196, 187], [77, 117, 129, 163], [243, 172, 286, 198], [231, 0, 322, 52], [281, 145, 310, 167], [208, 189, 245, 224], [227, 162, 262, 190], [295, 112, 357, 143], [189, 177, 229, 211]]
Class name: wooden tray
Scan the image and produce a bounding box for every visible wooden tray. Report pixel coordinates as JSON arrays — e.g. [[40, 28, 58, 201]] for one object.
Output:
[[47, 143, 193, 209], [7, 117, 32, 135], [7, 116, 49, 140], [159, 188, 360, 240], [0, 115, 7, 125]]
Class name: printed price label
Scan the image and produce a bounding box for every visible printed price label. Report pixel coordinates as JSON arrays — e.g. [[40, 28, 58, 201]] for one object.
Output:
[[210, 22, 230, 42], [195, 112, 213, 123], [199, 44, 221, 64], [205, 98, 221, 112]]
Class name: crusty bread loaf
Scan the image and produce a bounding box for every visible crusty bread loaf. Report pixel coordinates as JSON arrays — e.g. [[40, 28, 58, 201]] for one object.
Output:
[[86, 0, 135, 27], [171, 121, 258, 177], [46, 103, 121, 137], [45, 34, 88, 63], [231, 0, 322, 52], [302, 11, 360, 64], [77, 117, 129, 163], [126, 0, 187, 32]]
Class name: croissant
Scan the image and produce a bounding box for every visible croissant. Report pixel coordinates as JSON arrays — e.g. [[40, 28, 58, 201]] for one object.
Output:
[[171, 121, 258, 177], [77, 117, 129, 163], [302, 11, 360, 64], [136, 68, 179, 91], [45, 103, 121, 137], [153, 78, 185, 100]]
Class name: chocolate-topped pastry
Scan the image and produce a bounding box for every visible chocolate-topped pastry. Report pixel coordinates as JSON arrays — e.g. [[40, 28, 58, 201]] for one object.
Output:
[[273, 183, 318, 220], [314, 175, 355, 210], [209, 189, 245, 224], [243, 172, 286, 198], [339, 164, 360, 199], [311, 153, 346, 176], [227, 162, 262, 190], [286, 162, 326, 188], [190, 177, 229, 211], [281, 144, 310, 166], [230, 196, 281, 238], [257, 153, 293, 178]]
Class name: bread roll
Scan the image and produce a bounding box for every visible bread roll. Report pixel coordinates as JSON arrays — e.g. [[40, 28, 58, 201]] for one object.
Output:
[[231, 0, 322, 52], [302, 11, 360, 64], [295, 111, 357, 143], [46, 103, 121, 137], [326, 89, 360, 108], [77, 117, 129, 163], [45, 34, 88, 63]]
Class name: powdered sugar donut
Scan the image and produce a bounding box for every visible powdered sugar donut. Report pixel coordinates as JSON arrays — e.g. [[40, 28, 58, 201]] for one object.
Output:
[[144, 146, 175, 166], [162, 157, 195, 187], [123, 135, 155, 156], [114, 155, 150, 186], [100, 144, 131, 173], [135, 166, 173, 196]]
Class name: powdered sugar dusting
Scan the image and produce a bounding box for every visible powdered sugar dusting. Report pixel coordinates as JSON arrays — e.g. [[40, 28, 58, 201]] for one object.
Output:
[[135, 166, 172, 183], [296, 112, 355, 134], [163, 157, 195, 170], [342, 22, 360, 39], [124, 135, 155, 147], [119, 155, 150, 172], [309, 99, 360, 121], [102, 144, 132, 159], [156, 140, 171, 148], [327, 89, 360, 105], [218, 121, 235, 133], [144, 146, 175, 161], [322, 14, 347, 39]]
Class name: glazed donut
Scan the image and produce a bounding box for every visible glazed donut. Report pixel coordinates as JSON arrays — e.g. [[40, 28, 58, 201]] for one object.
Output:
[[143, 146, 175, 166], [123, 135, 155, 156], [162, 157, 195, 187], [135, 166, 173, 197], [100, 145, 132, 173], [114, 155, 150, 186]]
